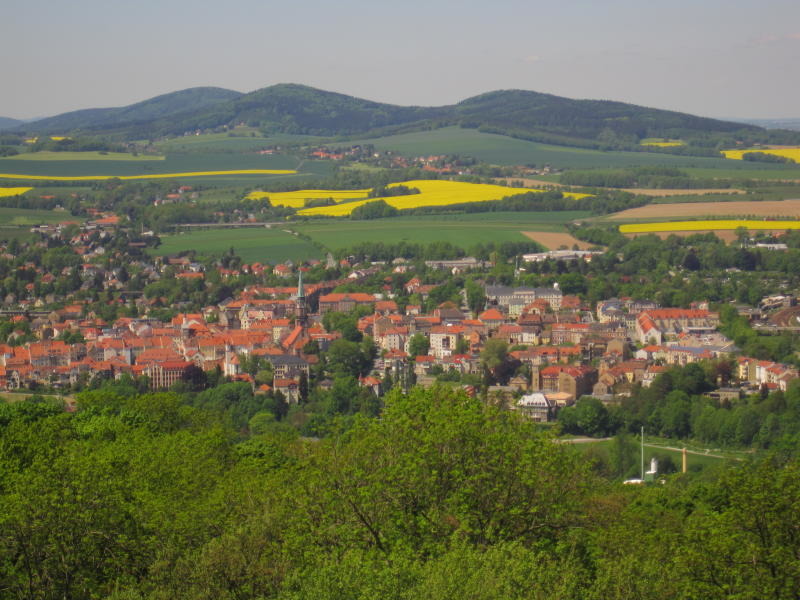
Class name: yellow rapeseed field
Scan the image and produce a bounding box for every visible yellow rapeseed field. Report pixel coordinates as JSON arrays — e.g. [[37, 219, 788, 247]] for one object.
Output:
[[0, 169, 297, 181], [0, 187, 32, 198], [297, 180, 591, 217], [620, 220, 800, 233], [722, 148, 800, 163], [246, 189, 370, 208], [640, 140, 685, 147]]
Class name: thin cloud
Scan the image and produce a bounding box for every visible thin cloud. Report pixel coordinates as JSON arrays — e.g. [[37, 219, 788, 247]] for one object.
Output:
[[750, 32, 800, 46]]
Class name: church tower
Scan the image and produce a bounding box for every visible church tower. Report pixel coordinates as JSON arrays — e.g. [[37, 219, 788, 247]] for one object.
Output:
[[295, 270, 307, 328]]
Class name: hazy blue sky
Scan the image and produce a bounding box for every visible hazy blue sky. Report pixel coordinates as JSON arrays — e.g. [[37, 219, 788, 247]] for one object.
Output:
[[2, 0, 798, 119]]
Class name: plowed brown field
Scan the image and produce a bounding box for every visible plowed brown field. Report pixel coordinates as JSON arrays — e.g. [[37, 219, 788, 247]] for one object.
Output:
[[522, 231, 595, 249], [609, 199, 800, 220]]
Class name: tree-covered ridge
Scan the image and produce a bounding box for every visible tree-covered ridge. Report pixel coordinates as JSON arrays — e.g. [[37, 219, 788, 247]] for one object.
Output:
[[16, 83, 800, 148], [1, 385, 799, 599], [14, 87, 242, 134], [0, 117, 22, 130]]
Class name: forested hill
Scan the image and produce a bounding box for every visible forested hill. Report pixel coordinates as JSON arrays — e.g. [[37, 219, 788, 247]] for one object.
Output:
[[16, 83, 800, 148], [450, 89, 778, 147], [17, 87, 242, 134], [0, 117, 22, 130]]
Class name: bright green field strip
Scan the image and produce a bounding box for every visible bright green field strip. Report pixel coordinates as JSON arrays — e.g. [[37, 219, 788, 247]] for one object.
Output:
[[4, 151, 164, 161], [0, 207, 79, 225], [293, 211, 589, 250], [0, 152, 300, 177], [682, 166, 800, 180], [345, 127, 734, 169], [155, 133, 322, 152], [154, 227, 322, 264]]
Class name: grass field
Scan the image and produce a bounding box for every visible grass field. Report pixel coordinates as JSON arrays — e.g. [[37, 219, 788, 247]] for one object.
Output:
[[574, 438, 740, 472], [343, 127, 736, 169], [0, 152, 301, 179], [293, 211, 589, 250], [4, 151, 164, 161], [0, 207, 78, 225], [0, 227, 35, 243], [681, 166, 800, 180], [154, 131, 320, 153], [154, 227, 322, 264], [0, 169, 298, 182], [154, 212, 587, 262]]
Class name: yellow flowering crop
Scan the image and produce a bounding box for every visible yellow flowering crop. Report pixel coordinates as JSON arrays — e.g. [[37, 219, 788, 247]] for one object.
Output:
[[297, 180, 591, 217], [640, 139, 685, 147], [722, 148, 800, 163], [0, 187, 32, 198], [247, 189, 370, 208], [0, 169, 297, 181], [620, 220, 800, 233]]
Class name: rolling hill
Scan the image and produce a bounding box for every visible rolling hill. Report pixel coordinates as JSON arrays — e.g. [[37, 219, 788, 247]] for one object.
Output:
[[0, 117, 22, 130], [19, 87, 242, 134], [16, 83, 800, 149]]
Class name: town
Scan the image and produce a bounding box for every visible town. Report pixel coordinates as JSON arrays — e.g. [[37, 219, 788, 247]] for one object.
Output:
[[2, 212, 797, 436]]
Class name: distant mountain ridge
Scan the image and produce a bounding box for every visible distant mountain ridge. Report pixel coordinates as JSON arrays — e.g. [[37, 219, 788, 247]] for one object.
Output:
[[731, 118, 800, 132], [14, 83, 799, 147]]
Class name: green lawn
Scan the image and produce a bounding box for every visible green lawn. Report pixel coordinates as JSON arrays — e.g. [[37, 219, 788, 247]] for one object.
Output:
[[343, 127, 736, 169], [293, 211, 589, 250], [154, 227, 322, 264]]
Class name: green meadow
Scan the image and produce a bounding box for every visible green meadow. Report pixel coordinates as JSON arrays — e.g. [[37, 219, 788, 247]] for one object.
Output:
[[154, 226, 322, 264], [153, 211, 587, 263], [344, 127, 737, 169], [0, 207, 78, 225], [292, 211, 588, 250], [4, 151, 164, 161]]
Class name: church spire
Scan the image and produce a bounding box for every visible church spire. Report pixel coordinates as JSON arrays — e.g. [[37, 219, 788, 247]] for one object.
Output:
[[297, 269, 305, 299], [296, 269, 307, 328]]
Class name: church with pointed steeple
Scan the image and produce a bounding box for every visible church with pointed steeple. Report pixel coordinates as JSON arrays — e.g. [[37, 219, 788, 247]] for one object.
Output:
[[282, 270, 309, 356], [295, 269, 307, 328]]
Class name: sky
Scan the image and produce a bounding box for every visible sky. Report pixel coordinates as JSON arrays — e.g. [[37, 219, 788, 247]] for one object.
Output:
[[2, 0, 799, 120]]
